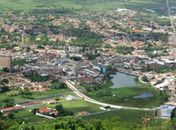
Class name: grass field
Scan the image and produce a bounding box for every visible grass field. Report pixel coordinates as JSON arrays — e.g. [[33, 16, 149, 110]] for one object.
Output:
[[84, 109, 167, 128], [0, 88, 72, 104], [84, 109, 154, 124], [86, 81, 167, 108], [0, 0, 175, 13], [15, 99, 101, 123], [15, 109, 47, 123], [46, 99, 101, 113]]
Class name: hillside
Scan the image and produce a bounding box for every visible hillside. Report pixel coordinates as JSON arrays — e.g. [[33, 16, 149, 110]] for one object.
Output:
[[1, 116, 176, 130], [0, 0, 175, 13]]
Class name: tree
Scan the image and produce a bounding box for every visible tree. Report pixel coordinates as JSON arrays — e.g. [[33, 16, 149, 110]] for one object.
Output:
[[116, 46, 134, 55], [3, 98, 15, 107], [32, 108, 38, 115], [1, 78, 9, 85], [2, 67, 9, 73], [13, 58, 28, 66], [7, 112, 15, 119], [142, 75, 149, 82], [55, 104, 64, 114], [51, 80, 66, 89], [171, 107, 176, 120], [0, 112, 4, 119]]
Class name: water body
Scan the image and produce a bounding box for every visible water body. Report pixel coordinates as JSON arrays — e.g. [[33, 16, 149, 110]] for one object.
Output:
[[111, 72, 138, 88], [133, 92, 154, 99]]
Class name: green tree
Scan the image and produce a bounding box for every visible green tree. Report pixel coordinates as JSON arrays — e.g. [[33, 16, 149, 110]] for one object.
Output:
[[116, 46, 134, 55], [171, 107, 176, 120], [55, 104, 64, 114], [7, 112, 15, 119], [0, 78, 9, 85], [32, 108, 38, 115], [142, 75, 148, 82]]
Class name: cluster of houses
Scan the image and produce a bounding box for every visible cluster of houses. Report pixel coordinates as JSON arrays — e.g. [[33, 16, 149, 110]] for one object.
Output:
[[0, 8, 175, 119]]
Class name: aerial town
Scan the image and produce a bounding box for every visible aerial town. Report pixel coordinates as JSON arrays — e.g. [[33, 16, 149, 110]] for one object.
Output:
[[0, 0, 176, 129]]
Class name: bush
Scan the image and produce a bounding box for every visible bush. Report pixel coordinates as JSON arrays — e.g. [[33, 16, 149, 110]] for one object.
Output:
[[51, 80, 66, 89], [116, 46, 134, 55]]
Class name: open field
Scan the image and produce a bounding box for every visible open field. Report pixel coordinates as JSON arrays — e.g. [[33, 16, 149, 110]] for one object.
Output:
[[46, 99, 101, 113], [0, 88, 72, 103], [86, 81, 168, 108], [84, 109, 154, 123], [15, 109, 47, 123], [84, 109, 167, 128], [15, 99, 101, 123], [0, 0, 175, 13]]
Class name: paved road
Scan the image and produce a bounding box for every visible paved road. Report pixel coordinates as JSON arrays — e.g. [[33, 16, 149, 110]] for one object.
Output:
[[166, 0, 176, 44], [65, 80, 160, 111]]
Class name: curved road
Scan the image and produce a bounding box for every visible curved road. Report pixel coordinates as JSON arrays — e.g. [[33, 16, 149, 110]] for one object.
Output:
[[65, 80, 160, 111]]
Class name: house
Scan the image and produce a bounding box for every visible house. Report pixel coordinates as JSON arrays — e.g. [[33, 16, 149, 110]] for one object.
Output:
[[132, 50, 146, 57], [54, 57, 70, 66], [79, 76, 94, 85], [93, 65, 107, 74], [42, 99, 58, 104], [0, 54, 12, 70], [145, 60, 164, 70], [78, 111, 90, 116], [38, 107, 58, 117]]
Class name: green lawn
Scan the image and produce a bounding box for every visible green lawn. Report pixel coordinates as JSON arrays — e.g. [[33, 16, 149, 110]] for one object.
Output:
[[46, 99, 101, 113], [84, 109, 154, 124], [0, 88, 72, 104], [31, 89, 72, 99], [0, 92, 27, 103], [14, 99, 101, 122], [85, 82, 167, 108], [84, 109, 167, 128], [15, 109, 48, 123], [62, 99, 101, 113]]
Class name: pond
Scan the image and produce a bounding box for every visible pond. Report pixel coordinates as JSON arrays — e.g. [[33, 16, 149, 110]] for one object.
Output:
[[133, 92, 154, 99], [111, 72, 138, 88]]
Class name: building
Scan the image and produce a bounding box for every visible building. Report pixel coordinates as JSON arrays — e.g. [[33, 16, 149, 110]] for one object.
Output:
[[160, 105, 176, 118], [38, 107, 58, 117], [0, 55, 12, 70], [78, 111, 90, 116], [0, 105, 25, 113]]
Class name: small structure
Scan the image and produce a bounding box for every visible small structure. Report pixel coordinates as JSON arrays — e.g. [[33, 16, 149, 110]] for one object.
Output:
[[160, 105, 176, 118], [65, 95, 76, 101], [0, 105, 25, 113], [42, 99, 58, 104], [100, 106, 111, 111], [78, 111, 90, 116], [38, 107, 58, 117], [0, 55, 12, 70]]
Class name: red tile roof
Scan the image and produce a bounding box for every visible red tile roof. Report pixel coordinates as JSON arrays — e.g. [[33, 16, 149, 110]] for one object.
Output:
[[38, 107, 51, 113]]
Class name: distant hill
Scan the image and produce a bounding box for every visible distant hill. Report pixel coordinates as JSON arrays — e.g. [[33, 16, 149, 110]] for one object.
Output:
[[0, 0, 175, 13]]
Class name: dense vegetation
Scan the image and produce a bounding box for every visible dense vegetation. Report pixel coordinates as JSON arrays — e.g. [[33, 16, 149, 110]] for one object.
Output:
[[0, 98, 15, 108], [25, 71, 49, 82], [1, 116, 176, 130], [13, 58, 29, 66], [116, 46, 134, 55], [50, 80, 67, 89], [68, 27, 102, 47]]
